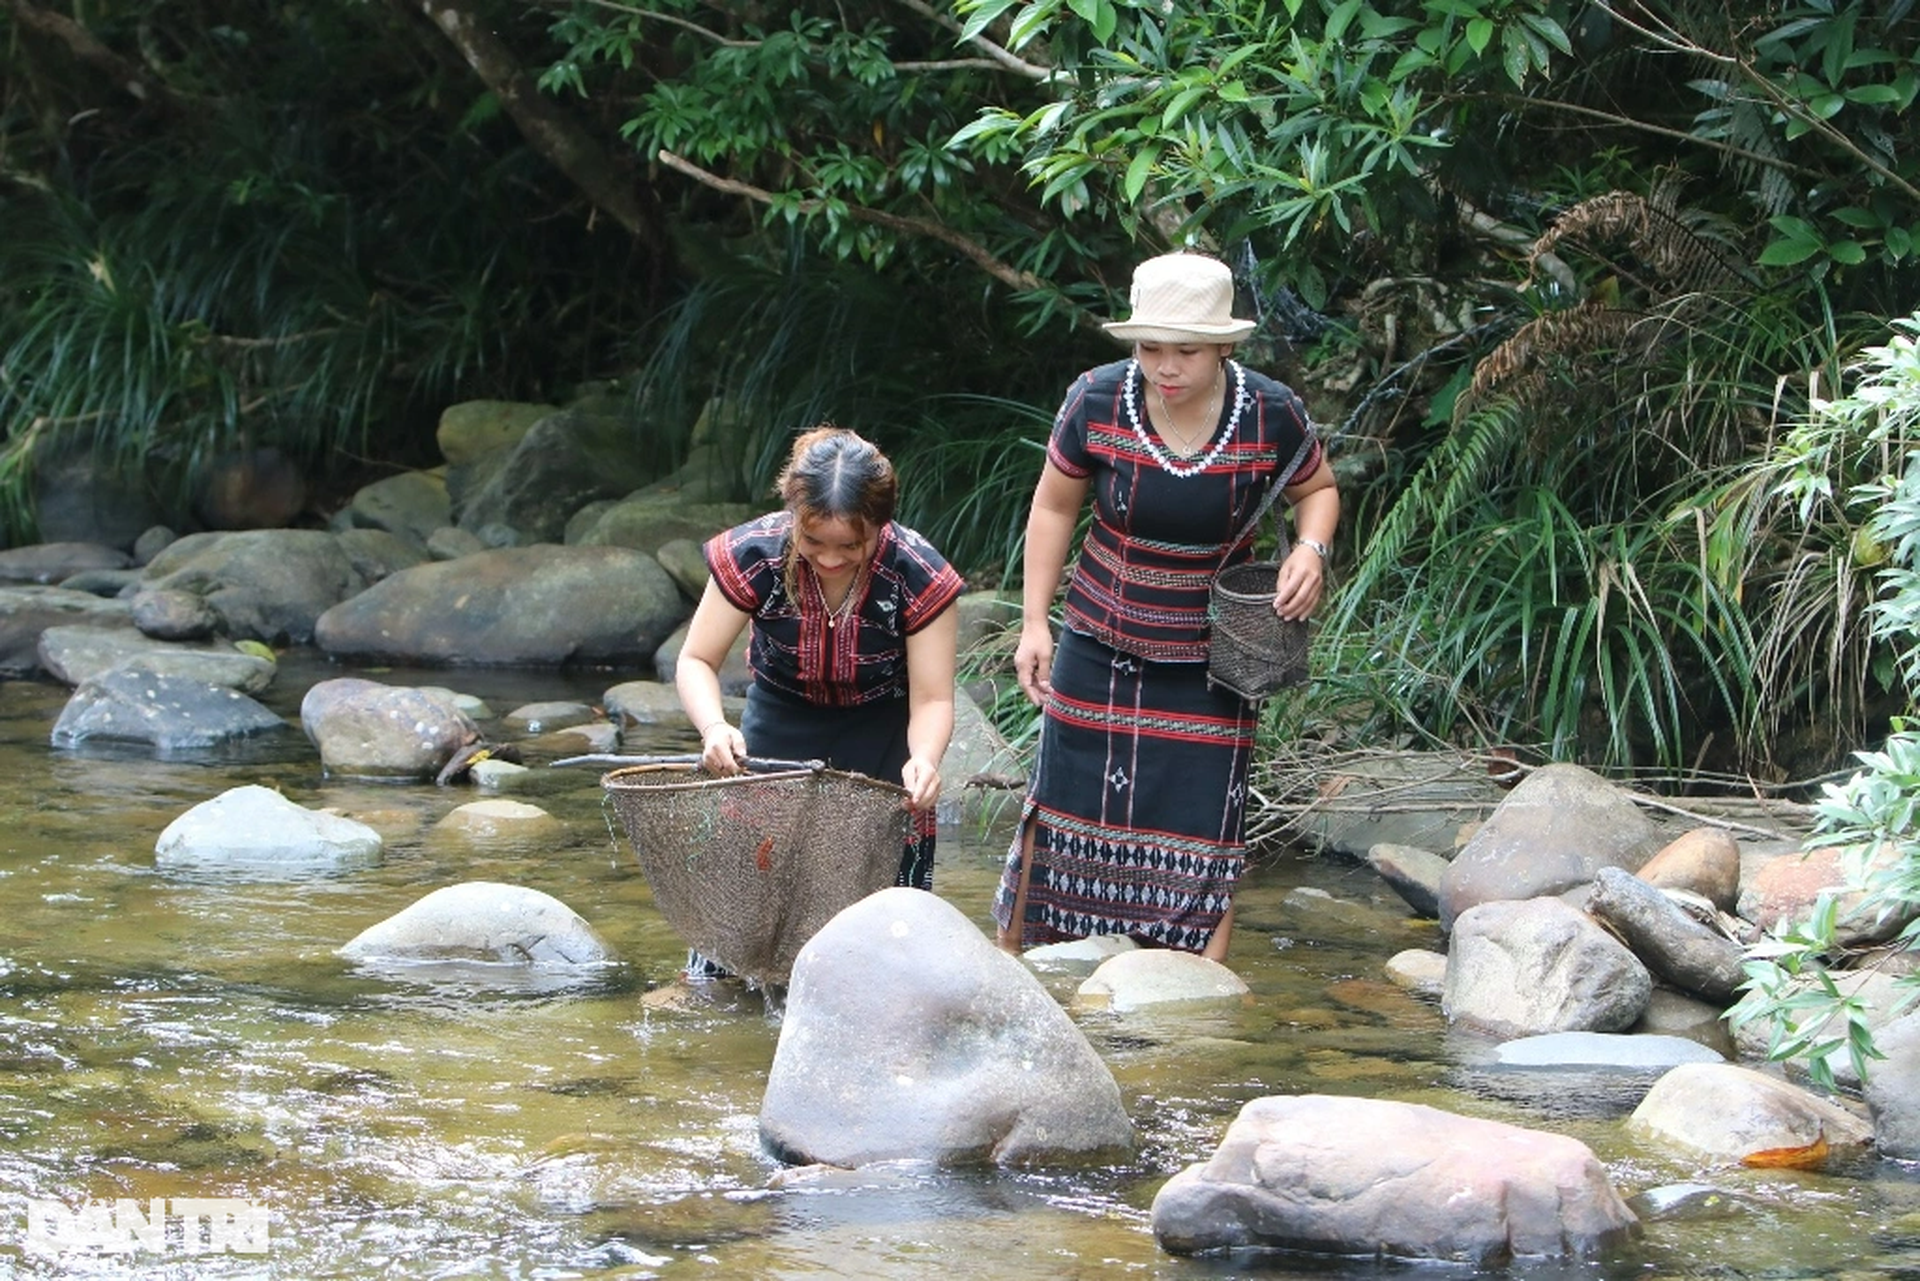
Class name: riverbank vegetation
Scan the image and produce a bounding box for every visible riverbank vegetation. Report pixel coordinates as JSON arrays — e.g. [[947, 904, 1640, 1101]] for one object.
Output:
[[4, 1, 1917, 779]]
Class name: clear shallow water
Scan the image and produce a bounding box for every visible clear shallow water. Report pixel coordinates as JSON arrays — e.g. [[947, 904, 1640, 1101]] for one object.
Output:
[[0, 653, 1914, 1279]]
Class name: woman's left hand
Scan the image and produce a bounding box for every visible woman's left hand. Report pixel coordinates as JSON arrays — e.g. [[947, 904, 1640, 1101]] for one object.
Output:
[[901, 756, 942, 811], [1273, 544, 1326, 621]]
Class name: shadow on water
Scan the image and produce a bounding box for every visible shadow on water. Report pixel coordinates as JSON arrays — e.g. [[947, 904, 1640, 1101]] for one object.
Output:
[[0, 659, 1917, 1278]]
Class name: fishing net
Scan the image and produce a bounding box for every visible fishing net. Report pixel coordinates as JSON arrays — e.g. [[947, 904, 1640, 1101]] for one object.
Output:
[[602, 760, 911, 985]]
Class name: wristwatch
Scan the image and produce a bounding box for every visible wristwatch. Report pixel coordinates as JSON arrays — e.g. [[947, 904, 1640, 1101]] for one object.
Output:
[[1299, 538, 1331, 561]]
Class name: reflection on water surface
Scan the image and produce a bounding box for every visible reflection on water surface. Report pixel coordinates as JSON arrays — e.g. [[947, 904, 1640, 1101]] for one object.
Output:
[[0, 654, 1914, 1278]]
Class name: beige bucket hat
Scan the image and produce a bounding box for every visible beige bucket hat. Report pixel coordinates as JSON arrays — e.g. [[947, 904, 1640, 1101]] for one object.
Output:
[[1102, 252, 1256, 344]]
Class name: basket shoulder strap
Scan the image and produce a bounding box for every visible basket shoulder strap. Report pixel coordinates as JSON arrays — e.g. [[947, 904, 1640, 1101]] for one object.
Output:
[[1224, 470, 1291, 565]]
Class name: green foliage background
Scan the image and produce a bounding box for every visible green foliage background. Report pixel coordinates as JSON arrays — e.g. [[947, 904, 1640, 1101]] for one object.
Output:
[[4, 0, 1920, 793]]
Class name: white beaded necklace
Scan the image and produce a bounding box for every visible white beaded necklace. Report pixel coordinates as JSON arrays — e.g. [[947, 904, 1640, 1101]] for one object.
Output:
[[1124, 358, 1246, 478]]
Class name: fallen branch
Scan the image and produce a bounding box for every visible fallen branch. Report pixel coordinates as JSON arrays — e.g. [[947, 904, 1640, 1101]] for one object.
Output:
[[1247, 746, 1813, 847]]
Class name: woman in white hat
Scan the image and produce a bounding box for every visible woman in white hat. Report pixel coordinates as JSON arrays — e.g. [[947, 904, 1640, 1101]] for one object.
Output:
[[992, 252, 1340, 961]]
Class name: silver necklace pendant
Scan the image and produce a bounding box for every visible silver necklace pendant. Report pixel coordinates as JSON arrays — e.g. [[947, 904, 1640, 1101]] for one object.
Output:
[[1155, 380, 1219, 454], [823, 570, 862, 629]]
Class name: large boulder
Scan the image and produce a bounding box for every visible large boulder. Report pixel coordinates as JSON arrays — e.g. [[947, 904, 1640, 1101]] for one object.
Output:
[[1629, 1062, 1874, 1165], [155, 785, 382, 871], [452, 407, 663, 543], [312, 545, 687, 667], [1439, 763, 1663, 931], [651, 618, 751, 690], [1295, 752, 1508, 860], [130, 587, 220, 640], [1585, 866, 1746, 1002], [0, 586, 133, 677], [1740, 842, 1914, 948], [436, 399, 555, 467], [1151, 1094, 1640, 1263], [426, 527, 486, 561], [30, 448, 170, 549], [0, 542, 132, 585], [760, 887, 1133, 1167], [192, 447, 306, 530], [570, 494, 754, 552], [1637, 827, 1742, 911], [338, 881, 615, 966], [601, 679, 697, 728], [954, 589, 1021, 653], [630, 434, 751, 505], [37, 624, 276, 694], [51, 668, 286, 751], [1865, 1012, 1920, 1158], [336, 470, 451, 548], [335, 527, 431, 586], [938, 686, 1026, 827], [1365, 842, 1449, 918], [137, 529, 367, 645], [301, 677, 480, 780], [1443, 896, 1651, 1035]]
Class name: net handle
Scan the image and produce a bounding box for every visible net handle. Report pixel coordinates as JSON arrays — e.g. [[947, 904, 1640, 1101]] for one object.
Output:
[[552, 752, 826, 774]]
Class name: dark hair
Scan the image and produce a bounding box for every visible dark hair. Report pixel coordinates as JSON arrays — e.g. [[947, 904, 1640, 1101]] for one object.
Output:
[[776, 424, 897, 600]]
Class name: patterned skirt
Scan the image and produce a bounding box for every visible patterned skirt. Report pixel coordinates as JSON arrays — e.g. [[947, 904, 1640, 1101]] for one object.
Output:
[[992, 627, 1259, 952]]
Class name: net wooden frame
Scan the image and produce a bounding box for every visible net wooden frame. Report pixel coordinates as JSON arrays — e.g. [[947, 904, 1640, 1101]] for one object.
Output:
[[602, 761, 911, 984]]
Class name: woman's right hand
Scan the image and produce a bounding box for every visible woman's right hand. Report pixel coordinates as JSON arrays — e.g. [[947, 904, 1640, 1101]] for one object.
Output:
[[699, 721, 746, 775], [1014, 622, 1054, 705]]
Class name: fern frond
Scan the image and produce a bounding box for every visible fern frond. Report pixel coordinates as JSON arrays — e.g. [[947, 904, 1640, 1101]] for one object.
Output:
[[1328, 398, 1527, 634], [1530, 184, 1753, 303], [1465, 302, 1644, 407]]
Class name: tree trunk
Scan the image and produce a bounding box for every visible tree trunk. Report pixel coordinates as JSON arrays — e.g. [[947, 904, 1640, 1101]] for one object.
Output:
[[395, 0, 658, 246]]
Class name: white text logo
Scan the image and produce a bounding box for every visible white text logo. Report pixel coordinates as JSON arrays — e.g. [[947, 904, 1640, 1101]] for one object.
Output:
[[25, 1198, 269, 1255]]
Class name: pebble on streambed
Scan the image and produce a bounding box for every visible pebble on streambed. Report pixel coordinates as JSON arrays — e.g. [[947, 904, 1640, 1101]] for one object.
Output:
[[431, 798, 563, 841]]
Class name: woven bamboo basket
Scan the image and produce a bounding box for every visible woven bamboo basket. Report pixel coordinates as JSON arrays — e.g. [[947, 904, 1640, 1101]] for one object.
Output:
[[1208, 560, 1310, 701]]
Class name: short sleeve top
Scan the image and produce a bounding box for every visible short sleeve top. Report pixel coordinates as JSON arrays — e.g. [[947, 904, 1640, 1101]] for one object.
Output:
[[703, 512, 965, 706], [1049, 357, 1325, 662]]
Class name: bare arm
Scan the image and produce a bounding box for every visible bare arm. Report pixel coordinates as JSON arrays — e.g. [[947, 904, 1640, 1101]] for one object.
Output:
[[1274, 465, 1342, 622], [1015, 461, 1091, 704], [674, 579, 752, 773], [901, 605, 959, 810]]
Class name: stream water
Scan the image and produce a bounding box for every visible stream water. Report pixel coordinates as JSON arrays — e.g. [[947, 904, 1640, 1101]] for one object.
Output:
[[0, 652, 1915, 1279]]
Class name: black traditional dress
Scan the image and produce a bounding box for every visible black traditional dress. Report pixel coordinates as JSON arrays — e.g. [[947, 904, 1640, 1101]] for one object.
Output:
[[992, 357, 1326, 951], [703, 511, 964, 889]]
